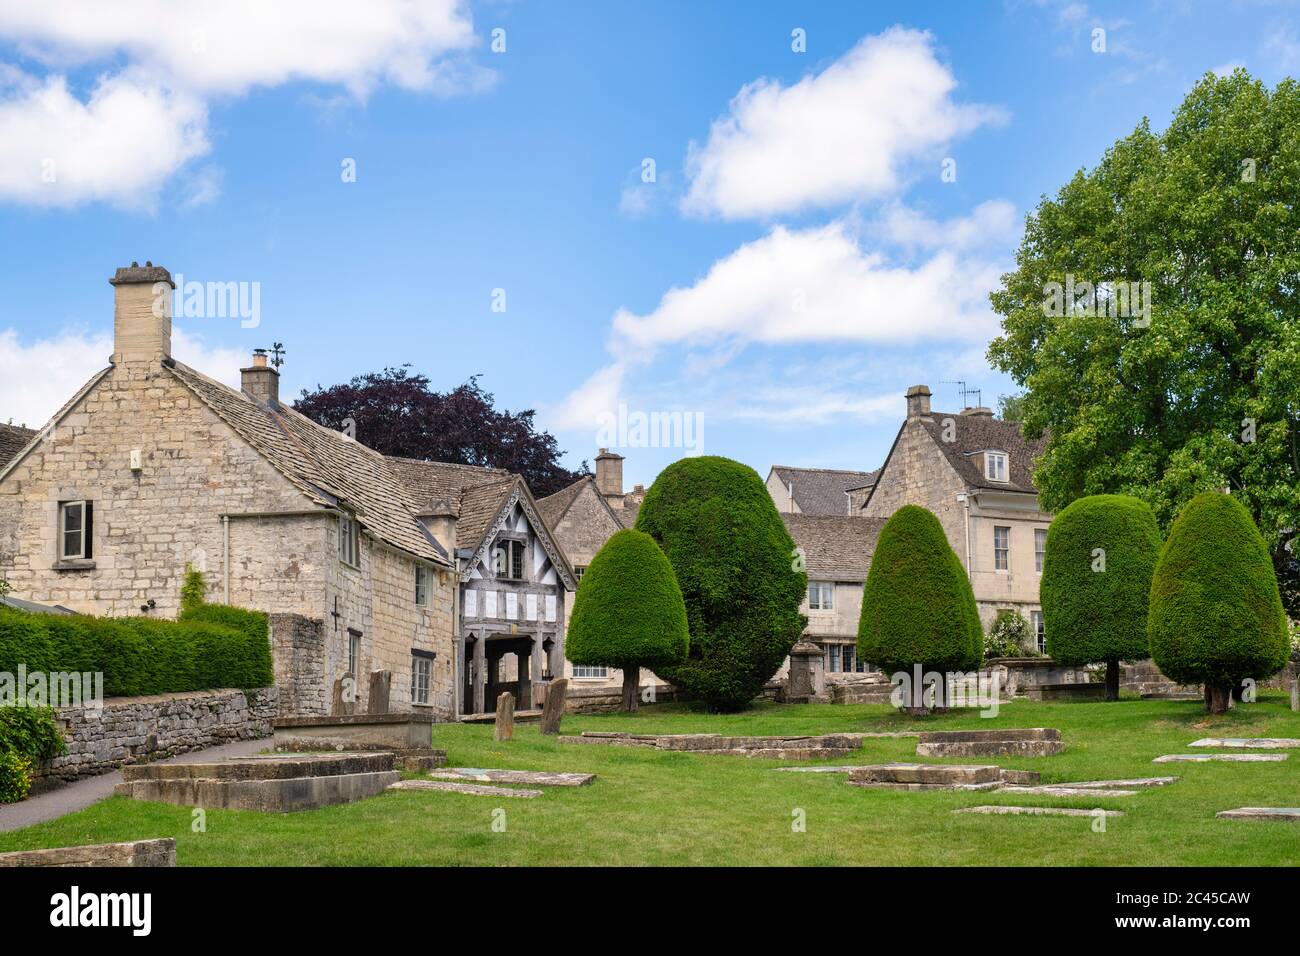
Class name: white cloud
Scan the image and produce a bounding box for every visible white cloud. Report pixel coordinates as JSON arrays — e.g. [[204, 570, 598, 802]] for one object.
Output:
[[0, 325, 245, 428], [871, 199, 1019, 252], [548, 361, 627, 431], [1263, 26, 1300, 70], [681, 28, 1004, 219], [0, 0, 487, 209], [611, 221, 1002, 351], [180, 164, 223, 209]]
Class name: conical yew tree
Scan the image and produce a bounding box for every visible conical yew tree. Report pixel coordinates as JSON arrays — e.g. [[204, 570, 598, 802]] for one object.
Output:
[[857, 505, 982, 711], [566, 528, 689, 711], [1041, 494, 1162, 700], [1148, 492, 1289, 713]]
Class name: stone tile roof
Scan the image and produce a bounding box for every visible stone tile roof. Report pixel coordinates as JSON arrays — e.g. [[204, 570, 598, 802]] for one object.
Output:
[[386, 457, 522, 552], [782, 513, 887, 581], [536, 475, 591, 529], [166, 361, 449, 565], [0, 422, 36, 470], [918, 412, 1047, 494], [770, 465, 879, 516], [614, 497, 641, 529]]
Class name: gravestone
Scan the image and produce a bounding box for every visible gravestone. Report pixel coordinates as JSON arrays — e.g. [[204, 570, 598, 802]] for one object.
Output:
[[494, 691, 515, 742], [388, 779, 542, 799], [787, 641, 828, 703], [331, 677, 355, 716], [368, 670, 391, 715], [1216, 807, 1300, 822], [1154, 753, 1287, 763], [955, 806, 1125, 818], [916, 727, 1063, 758], [540, 678, 568, 735]]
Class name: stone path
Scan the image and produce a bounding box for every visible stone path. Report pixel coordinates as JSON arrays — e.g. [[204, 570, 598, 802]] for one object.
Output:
[[387, 780, 542, 799], [429, 768, 595, 787], [1188, 737, 1300, 749], [955, 805, 1125, 818], [0, 737, 266, 834], [1154, 753, 1288, 763], [1216, 807, 1300, 822]]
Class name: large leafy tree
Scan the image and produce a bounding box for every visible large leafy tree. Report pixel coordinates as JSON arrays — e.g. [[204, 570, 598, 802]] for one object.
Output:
[[295, 368, 586, 497], [634, 456, 806, 712], [988, 71, 1300, 617]]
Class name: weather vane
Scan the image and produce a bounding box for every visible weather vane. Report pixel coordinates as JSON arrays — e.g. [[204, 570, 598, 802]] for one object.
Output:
[[268, 342, 286, 369]]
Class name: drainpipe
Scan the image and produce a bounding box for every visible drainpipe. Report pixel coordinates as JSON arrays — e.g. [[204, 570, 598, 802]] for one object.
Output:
[[222, 515, 231, 604], [956, 493, 973, 581]]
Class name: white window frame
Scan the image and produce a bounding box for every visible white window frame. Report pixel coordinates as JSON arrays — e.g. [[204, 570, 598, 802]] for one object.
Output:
[[348, 629, 361, 676], [808, 581, 834, 612], [572, 664, 608, 679], [410, 654, 432, 705], [338, 513, 360, 568], [59, 500, 91, 560], [994, 526, 1010, 572], [985, 451, 1009, 482], [1034, 528, 1047, 574], [1032, 610, 1046, 654], [415, 565, 432, 607]]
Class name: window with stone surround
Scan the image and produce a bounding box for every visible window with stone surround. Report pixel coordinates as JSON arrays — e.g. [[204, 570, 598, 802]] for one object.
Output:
[[58, 500, 93, 561], [1031, 610, 1046, 654], [338, 513, 360, 568], [575, 565, 586, 580], [415, 565, 432, 607], [573, 664, 607, 679], [994, 526, 1010, 571], [411, 651, 433, 705], [1034, 528, 1047, 573], [808, 581, 834, 611], [348, 628, 361, 676], [985, 451, 1009, 482]]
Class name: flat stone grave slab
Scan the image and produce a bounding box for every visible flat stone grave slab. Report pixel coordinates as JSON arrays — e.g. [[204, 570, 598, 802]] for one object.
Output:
[[560, 731, 861, 759], [1188, 738, 1300, 749], [115, 752, 399, 812], [1049, 777, 1178, 789], [777, 764, 1041, 786], [995, 786, 1138, 797], [274, 713, 436, 751], [1216, 807, 1300, 822], [848, 763, 1002, 791], [955, 805, 1125, 818], [387, 780, 542, 799], [916, 728, 1063, 758], [0, 838, 175, 868], [1154, 753, 1288, 763], [429, 768, 595, 787]]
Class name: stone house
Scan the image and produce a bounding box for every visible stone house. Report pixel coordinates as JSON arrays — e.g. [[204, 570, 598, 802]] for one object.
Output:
[[766, 465, 878, 516], [782, 513, 887, 673], [862, 384, 1052, 646], [0, 262, 574, 721], [0, 423, 36, 472]]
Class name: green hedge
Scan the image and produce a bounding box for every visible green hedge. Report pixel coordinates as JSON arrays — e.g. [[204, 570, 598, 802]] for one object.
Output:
[[0, 603, 273, 697], [858, 505, 982, 675], [635, 455, 807, 711], [1148, 491, 1289, 691], [1042, 494, 1162, 668], [567, 528, 689, 671]]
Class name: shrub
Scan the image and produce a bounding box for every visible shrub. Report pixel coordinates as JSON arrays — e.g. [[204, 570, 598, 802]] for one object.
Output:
[[858, 505, 982, 709], [567, 529, 689, 711], [1042, 494, 1162, 700], [0, 706, 65, 805], [985, 610, 1032, 659], [635, 456, 806, 711], [178, 604, 274, 690], [180, 565, 207, 615], [1148, 492, 1290, 713], [0, 751, 33, 804]]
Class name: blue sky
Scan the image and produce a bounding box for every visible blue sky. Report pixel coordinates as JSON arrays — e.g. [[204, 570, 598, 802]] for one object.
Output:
[[0, 0, 1296, 487]]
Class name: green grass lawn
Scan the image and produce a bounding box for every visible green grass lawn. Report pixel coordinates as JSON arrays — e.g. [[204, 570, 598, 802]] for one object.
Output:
[[2, 694, 1298, 865]]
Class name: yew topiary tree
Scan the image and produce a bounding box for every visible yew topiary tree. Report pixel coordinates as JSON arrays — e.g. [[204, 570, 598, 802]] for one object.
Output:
[[858, 505, 982, 711], [1148, 492, 1290, 713], [1041, 495, 1162, 700], [634, 456, 806, 711], [565, 529, 689, 711]]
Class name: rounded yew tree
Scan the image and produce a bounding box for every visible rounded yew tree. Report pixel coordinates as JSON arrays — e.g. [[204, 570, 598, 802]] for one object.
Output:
[[634, 456, 806, 711], [566, 529, 689, 711], [857, 505, 981, 710], [1148, 491, 1290, 713], [1041, 494, 1162, 700]]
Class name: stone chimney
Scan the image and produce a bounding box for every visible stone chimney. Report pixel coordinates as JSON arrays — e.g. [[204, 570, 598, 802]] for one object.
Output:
[[110, 261, 173, 367], [241, 350, 280, 406], [418, 497, 459, 556], [961, 406, 994, 418], [905, 384, 932, 420], [595, 448, 625, 503]]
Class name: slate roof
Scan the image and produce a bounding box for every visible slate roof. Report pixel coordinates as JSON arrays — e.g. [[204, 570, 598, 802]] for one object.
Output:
[[0, 422, 36, 470], [782, 513, 887, 581], [770, 466, 879, 516], [166, 361, 450, 565], [917, 412, 1047, 494]]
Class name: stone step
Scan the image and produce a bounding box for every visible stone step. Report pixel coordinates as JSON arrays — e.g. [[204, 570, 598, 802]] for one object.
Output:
[[429, 768, 595, 787], [1188, 737, 1300, 749], [116, 770, 400, 812], [1216, 807, 1300, 822], [121, 751, 396, 782], [1153, 753, 1288, 763], [955, 806, 1125, 818], [387, 779, 542, 799]]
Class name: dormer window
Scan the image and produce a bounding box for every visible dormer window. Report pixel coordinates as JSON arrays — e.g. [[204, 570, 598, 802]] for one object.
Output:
[[985, 451, 1009, 482]]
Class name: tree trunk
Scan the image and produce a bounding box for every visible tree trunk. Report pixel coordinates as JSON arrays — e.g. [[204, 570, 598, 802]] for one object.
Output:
[[621, 665, 640, 712], [1105, 660, 1120, 701], [1207, 684, 1231, 714]]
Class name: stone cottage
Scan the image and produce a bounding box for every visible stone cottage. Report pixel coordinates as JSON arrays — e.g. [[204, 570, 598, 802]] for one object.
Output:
[[0, 262, 564, 720], [862, 384, 1052, 646]]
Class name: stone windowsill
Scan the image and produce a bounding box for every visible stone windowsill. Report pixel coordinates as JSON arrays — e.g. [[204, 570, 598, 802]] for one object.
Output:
[[53, 558, 96, 571]]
